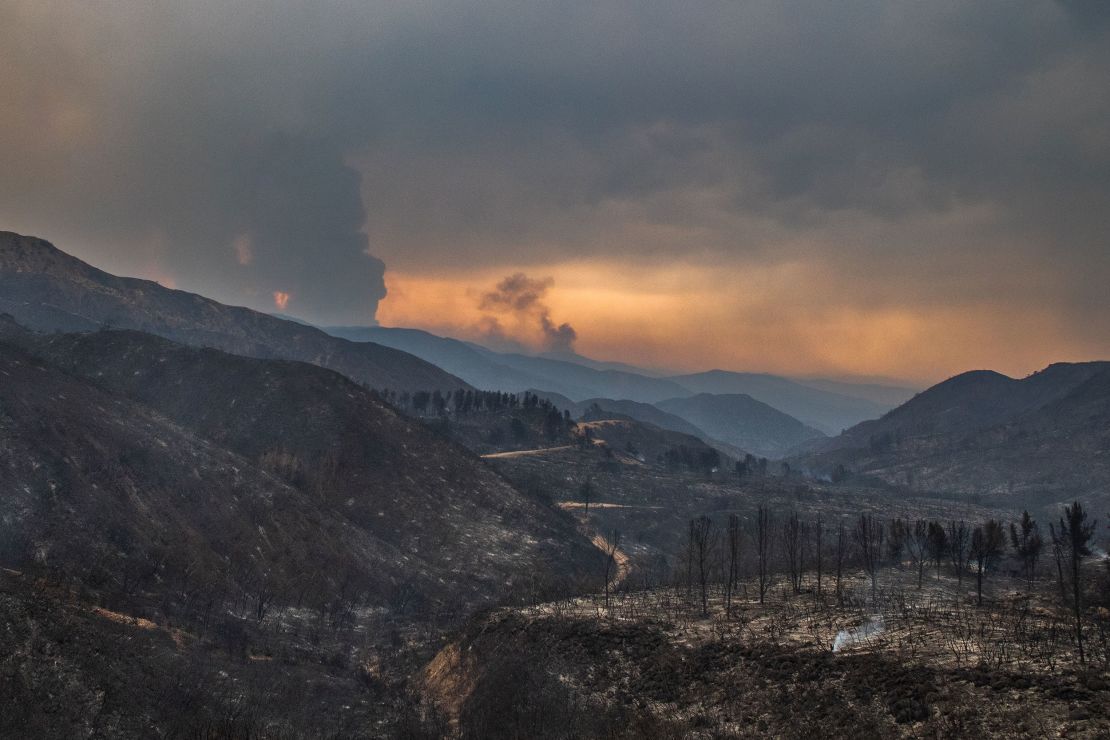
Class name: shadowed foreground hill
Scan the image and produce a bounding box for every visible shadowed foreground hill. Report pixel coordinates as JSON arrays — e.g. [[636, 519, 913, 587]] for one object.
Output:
[[0, 231, 468, 393], [0, 319, 599, 619]]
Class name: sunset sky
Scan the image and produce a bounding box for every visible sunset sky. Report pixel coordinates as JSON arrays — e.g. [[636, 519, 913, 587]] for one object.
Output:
[[2, 1, 1109, 384]]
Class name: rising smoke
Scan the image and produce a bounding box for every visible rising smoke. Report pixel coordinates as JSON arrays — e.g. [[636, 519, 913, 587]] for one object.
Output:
[[479, 273, 578, 353]]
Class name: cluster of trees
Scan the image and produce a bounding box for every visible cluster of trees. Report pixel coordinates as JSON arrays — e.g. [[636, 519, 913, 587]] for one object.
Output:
[[662, 445, 721, 473], [734, 453, 771, 479], [376, 388, 572, 421], [378, 388, 574, 443], [671, 502, 1104, 663]]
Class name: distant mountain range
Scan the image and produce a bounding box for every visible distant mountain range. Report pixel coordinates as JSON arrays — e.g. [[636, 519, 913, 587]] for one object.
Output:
[[0, 231, 468, 393], [656, 393, 825, 459], [0, 230, 914, 463], [531, 392, 709, 440], [798, 362, 1110, 512], [668, 370, 902, 435], [326, 325, 916, 455], [530, 390, 815, 459]]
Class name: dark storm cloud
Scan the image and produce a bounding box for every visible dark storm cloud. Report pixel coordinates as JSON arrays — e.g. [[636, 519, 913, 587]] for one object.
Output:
[[1, 0, 1109, 333], [0, 1, 388, 324]]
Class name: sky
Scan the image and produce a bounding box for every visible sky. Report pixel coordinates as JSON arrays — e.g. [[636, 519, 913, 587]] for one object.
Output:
[[2, 1, 1109, 384]]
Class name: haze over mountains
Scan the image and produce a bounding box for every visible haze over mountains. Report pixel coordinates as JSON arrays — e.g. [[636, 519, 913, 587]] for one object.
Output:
[[656, 393, 825, 459], [0, 232, 467, 393], [799, 361, 1110, 513], [0, 232, 912, 462], [669, 370, 900, 435], [327, 323, 917, 456]]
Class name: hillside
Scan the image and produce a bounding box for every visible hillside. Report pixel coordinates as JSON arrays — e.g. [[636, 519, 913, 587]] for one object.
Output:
[[328, 325, 540, 391], [801, 362, 1110, 511], [327, 325, 686, 401], [528, 391, 709, 439], [0, 318, 600, 618], [458, 347, 694, 403], [669, 370, 894, 434], [576, 418, 729, 473], [823, 362, 1110, 452], [324, 324, 907, 434], [656, 393, 825, 459], [0, 231, 468, 393], [426, 571, 1110, 739], [797, 376, 918, 408]]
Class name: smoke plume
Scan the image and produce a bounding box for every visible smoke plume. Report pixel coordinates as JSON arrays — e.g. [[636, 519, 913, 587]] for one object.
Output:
[[479, 273, 578, 353]]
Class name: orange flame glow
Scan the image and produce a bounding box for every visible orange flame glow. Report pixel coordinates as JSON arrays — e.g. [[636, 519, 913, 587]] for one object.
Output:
[[272, 291, 290, 311]]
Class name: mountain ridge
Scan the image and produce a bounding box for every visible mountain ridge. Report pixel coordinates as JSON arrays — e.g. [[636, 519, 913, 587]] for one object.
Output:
[[0, 231, 469, 393]]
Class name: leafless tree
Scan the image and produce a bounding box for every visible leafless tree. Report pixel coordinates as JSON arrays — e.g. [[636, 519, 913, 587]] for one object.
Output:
[[1010, 510, 1044, 588], [1057, 501, 1096, 664], [725, 514, 741, 618], [603, 529, 622, 609], [834, 520, 847, 602], [813, 518, 824, 602], [689, 516, 717, 617], [946, 520, 970, 585], [782, 511, 803, 594], [853, 514, 884, 605], [888, 518, 908, 568], [1050, 522, 1067, 603], [906, 520, 929, 589], [579, 477, 594, 519], [970, 520, 1006, 606], [756, 506, 775, 604]]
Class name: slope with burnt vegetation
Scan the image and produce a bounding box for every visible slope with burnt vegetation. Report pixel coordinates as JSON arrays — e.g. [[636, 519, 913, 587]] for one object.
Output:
[[0, 319, 601, 620], [799, 362, 1110, 513], [0, 230, 468, 393]]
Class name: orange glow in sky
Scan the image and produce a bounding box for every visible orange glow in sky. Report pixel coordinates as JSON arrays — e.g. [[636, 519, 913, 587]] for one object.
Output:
[[377, 261, 1100, 384]]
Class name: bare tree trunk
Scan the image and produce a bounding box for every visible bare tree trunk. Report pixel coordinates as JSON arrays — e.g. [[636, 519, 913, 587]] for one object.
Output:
[[689, 516, 717, 617], [726, 514, 740, 619], [835, 522, 846, 604], [853, 514, 883, 607], [814, 519, 824, 603], [603, 530, 621, 610], [757, 506, 774, 604]]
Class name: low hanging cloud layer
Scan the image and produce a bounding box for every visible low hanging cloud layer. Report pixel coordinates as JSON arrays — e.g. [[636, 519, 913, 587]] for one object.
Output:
[[2, 1, 1109, 379]]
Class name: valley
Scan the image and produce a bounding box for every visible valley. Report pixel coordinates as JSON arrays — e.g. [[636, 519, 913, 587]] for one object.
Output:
[[0, 233, 1108, 738]]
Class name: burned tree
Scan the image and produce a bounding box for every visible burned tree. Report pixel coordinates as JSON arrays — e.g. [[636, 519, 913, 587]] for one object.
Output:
[[813, 518, 824, 601], [603, 529, 622, 609], [946, 520, 969, 585], [926, 521, 948, 581], [969, 520, 1006, 606], [835, 520, 848, 602], [689, 516, 717, 617], [1057, 501, 1096, 664], [756, 506, 775, 605], [1050, 522, 1068, 603], [725, 514, 741, 618], [579, 477, 594, 519], [782, 511, 803, 594], [888, 518, 909, 569], [1010, 510, 1043, 588], [853, 514, 884, 605], [905, 520, 929, 589]]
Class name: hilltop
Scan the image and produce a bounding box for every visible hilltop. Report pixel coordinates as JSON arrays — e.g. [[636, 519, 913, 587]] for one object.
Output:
[[0, 231, 467, 393]]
